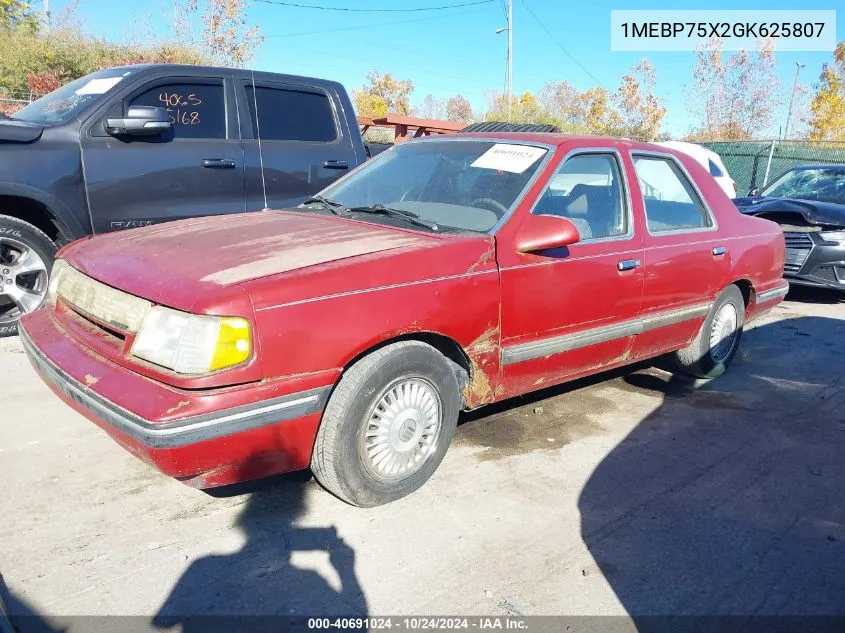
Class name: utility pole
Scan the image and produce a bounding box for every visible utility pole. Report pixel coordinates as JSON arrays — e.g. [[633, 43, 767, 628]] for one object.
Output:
[[43, 0, 51, 31], [506, 0, 513, 120], [783, 61, 805, 140], [496, 1, 513, 119]]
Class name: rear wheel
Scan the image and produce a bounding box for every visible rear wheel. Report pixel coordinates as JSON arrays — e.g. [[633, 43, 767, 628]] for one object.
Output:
[[674, 285, 745, 379], [311, 341, 460, 507], [0, 216, 56, 338]]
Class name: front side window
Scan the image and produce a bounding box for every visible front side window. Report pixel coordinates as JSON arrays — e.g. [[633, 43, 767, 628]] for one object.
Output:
[[129, 82, 226, 139], [245, 85, 337, 142], [534, 153, 627, 241], [633, 156, 712, 232], [314, 140, 548, 233]]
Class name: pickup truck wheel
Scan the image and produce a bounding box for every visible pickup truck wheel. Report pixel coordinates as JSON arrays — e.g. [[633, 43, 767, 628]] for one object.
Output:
[[673, 285, 745, 379], [311, 341, 460, 507], [0, 216, 56, 338]]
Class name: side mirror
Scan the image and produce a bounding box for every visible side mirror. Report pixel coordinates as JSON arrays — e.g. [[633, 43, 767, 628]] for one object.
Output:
[[514, 214, 581, 254], [105, 106, 171, 138], [748, 187, 760, 196]]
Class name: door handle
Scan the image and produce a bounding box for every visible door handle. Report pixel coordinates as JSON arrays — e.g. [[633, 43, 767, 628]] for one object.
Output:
[[712, 246, 728, 256], [617, 259, 641, 271], [202, 158, 236, 169], [322, 160, 349, 170]]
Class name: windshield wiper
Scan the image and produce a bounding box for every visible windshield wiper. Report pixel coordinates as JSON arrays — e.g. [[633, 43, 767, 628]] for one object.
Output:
[[347, 204, 440, 232], [301, 195, 349, 216]]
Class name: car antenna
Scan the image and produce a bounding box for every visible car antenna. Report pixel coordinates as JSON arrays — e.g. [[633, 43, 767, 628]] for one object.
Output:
[[251, 69, 269, 211]]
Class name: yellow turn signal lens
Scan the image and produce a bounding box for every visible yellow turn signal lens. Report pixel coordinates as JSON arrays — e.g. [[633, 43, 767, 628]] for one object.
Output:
[[209, 317, 252, 371]]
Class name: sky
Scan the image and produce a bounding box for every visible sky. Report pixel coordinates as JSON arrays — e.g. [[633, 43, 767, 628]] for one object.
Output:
[[48, 0, 845, 137]]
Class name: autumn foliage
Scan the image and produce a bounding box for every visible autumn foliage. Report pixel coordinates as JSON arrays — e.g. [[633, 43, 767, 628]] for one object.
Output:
[[808, 42, 845, 141]]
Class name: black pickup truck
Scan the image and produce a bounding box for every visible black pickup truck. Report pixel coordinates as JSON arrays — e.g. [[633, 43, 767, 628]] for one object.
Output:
[[0, 64, 368, 336]]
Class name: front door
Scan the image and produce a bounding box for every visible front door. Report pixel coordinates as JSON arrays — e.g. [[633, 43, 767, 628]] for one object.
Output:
[[81, 75, 246, 233], [498, 149, 645, 397]]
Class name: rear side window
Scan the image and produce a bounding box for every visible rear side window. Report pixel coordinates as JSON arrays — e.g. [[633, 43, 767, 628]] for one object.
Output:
[[708, 158, 724, 177], [129, 82, 226, 139], [245, 85, 337, 142], [633, 156, 712, 232]]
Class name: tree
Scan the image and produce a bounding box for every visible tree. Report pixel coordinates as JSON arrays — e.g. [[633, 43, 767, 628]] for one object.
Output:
[[582, 86, 620, 136], [352, 70, 414, 118], [539, 80, 589, 132], [416, 93, 447, 119], [179, 0, 262, 68], [808, 42, 845, 141], [446, 94, 474, 123], [612, 58, 666, 140], [687, 37, 781, 140], [1, 0, 39, 32]]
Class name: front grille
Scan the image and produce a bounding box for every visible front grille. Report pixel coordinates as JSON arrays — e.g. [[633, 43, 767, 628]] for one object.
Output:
[[783, 232, 813, 274]]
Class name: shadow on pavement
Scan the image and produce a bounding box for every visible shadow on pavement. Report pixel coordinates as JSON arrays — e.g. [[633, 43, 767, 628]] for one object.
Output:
[[152, 469, 367, 632], [579, 315, 845, 627]]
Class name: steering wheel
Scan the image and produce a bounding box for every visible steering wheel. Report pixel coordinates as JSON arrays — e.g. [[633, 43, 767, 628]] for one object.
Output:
[[470, 197, 509, 217]]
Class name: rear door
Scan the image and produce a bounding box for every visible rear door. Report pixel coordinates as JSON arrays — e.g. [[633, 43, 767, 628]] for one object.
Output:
[[81, 72, 246, 232], [628, 152, 731, 359], [237, 78, 360, 211]]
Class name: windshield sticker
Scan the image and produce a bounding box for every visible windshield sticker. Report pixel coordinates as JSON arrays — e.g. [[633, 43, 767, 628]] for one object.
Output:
[[74, 77, 122, 96], [471, 144, 547, 173]]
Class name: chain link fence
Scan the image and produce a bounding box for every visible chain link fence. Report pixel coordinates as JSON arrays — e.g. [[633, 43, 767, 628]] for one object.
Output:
[[700, 140, 845, 196], [0, 90, 42, 116]]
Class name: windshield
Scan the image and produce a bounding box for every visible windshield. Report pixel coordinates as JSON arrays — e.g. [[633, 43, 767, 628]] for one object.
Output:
[[315, 139, 549, 233], [761, 167, 845, 205], [12, 68, 136, 126]]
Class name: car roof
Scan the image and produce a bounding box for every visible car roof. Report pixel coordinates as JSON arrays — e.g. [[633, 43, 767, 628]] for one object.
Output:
[[432, 132, 675, 153]]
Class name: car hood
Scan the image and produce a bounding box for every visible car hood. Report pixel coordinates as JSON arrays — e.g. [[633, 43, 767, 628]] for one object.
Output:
[[0, 119, 44, 143], [62, 211, 438, 311], [734, 196, 845, 227]]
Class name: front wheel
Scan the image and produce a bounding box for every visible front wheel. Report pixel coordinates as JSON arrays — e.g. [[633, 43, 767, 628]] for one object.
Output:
[[311, 341, 461, 507], [673, 285, 745, 379], [0, 216, 56, 338]]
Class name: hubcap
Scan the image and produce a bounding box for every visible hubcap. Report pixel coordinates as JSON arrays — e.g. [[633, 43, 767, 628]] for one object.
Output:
[[362, 377, 442, 481], [0, 237, 49, 325], [709, 302, 739, 364]]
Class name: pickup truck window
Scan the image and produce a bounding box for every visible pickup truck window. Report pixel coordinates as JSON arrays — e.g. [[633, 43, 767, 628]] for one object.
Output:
[[245, 85, 337, 142], [129, 82, 226, 140], [12, 68, 135, 126]]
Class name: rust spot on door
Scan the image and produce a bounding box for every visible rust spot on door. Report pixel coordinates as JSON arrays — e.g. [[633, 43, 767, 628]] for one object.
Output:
[[84, 374, 99, 386]]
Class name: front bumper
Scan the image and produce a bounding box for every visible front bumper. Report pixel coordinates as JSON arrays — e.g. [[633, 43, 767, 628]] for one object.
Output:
[[783, 232, 845, 292], [19, 309, 333, 488]]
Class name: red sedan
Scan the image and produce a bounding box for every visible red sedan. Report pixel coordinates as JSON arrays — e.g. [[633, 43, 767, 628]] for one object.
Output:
[[20, 134, 788, 506]]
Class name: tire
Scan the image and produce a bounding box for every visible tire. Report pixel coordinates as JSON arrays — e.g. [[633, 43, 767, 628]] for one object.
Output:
[[674, 285, 745, 379], [0, 216, 56, 338], [311, 341, 461, 507]]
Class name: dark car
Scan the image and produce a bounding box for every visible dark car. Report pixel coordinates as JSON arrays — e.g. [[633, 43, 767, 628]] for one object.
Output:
[[0, 64, 367, 337], [734, 164, 845, 292]]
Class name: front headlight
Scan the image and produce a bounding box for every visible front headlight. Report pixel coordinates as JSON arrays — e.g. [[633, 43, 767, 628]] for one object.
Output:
[[131, 306, 252, 375], [820, 230, 845, 244], [47, 259, 68, 304]]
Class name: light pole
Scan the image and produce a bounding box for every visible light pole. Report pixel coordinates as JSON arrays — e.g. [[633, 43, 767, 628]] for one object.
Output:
[[496, 0, 513, 120], [783, 61, 805, 140]]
